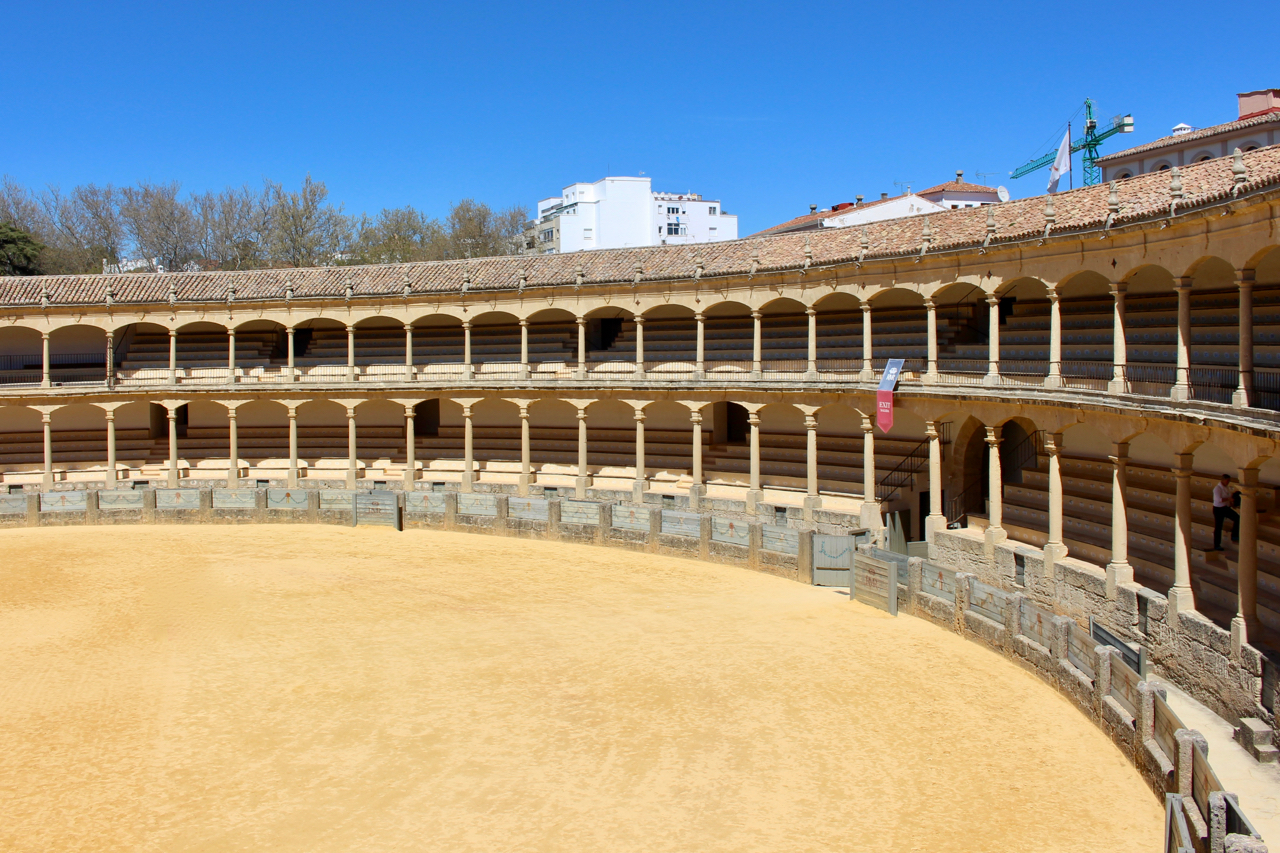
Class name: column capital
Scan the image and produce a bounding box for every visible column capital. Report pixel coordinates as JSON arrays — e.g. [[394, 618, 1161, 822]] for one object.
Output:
[[345, 324, 356, 332], [168, 328, 177, 337], [804, 415, 817, 429], [922, 296, 936, 310], [519, 318, 529, 327], [634, 315, 645, 325], [575, 316, 586, 324], [1239, 467, 1260, 489], [751, 310, 761, 320], [1047, 290, 1060, 304], [925, 421, 939, 439], [806, 306, 817, 316], [40, 330, 50, 340], [694, 312, 705, 321], [860, 413, 874, 433], [104, 410, 115, 421], [462, 320, 472, 330], [634, 409, 646, 423], [747, 412, 760, 426], [860, 302, 871, 313], [1172, 453, 1195, 477], [1175, 276, 1194, 291], [1237, 268, 1256, 287], [1044, 432, 1062, 454], [403, 323, 413, 331], [985, 292, 1000, 305], [984, 425, 1001, 446], [689, 411, 702, 424], [1109, 281, 1127, 296]]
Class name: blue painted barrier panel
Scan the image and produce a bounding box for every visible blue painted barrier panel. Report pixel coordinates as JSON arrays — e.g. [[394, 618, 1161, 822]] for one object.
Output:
[[661, 509, 701, 538], [710, 516, 750, 546], [458, 493, 498, 517], [560, 500, 600, 525], [98, 490, 143, 511], [318, 490, 355, 511], [762, 523, 799, 555], [0, 494, 26, 514], [213, 489, 256, 509], [156, 489, 201, 509], [510, 497, 549, 521], [267, 489, 309, 510], [405, 491, 445, 513], [41, 491, 87, 512], [611, 505, 650, 532]]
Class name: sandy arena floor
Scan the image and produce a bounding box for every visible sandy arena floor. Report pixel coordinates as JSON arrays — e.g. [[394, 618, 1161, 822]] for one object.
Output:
[[0, 525, 1162, 852]]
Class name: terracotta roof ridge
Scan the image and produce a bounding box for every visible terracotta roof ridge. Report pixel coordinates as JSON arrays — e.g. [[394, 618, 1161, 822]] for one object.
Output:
[[1097, 112, 1280, 163]]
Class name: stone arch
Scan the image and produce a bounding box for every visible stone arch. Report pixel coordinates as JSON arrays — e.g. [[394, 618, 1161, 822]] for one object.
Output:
[[1183, 255, 1236, 290], [1059, 421, 1114, 461], [0, 325, 43, 377], [1123, 263, 1176, 295], [1057, 270, 1111, 300]]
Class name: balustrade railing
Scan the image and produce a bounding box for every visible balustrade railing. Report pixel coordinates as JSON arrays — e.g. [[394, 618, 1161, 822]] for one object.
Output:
[[1189, 366, 1237, 404], [1060, 360, 1112, 391]]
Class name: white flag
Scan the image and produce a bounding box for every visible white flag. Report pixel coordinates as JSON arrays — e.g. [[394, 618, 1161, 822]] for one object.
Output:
[[1047, 129, 1071, 193]]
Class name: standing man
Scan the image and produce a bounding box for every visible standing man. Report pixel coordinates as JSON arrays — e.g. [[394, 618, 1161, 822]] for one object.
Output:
[[1212, 473, 1240, 551]]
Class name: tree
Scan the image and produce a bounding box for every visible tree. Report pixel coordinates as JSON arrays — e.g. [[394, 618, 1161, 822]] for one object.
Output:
[[349, 206, 447, 264], [193, 184, 271, 270], [119, 182, 200, 271], [0, 222, 45, 275], [443, 198, 529, 259], [265, 175, 351, 268]]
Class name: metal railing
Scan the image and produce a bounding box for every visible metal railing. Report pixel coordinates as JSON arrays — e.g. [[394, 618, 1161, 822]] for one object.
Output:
[[1189, 366, 1236, 404], [1126, 363, 1176, 398], [877, 437, 928, 502], [946, 478, 984, 523], [1060, 360, 1112, 391]]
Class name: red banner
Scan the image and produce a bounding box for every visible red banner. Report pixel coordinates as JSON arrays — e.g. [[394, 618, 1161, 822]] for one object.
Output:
[[876, 359, 904, 433]]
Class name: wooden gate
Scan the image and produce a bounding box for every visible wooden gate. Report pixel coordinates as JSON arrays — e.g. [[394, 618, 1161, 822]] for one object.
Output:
[[813, 534, 856, 587]]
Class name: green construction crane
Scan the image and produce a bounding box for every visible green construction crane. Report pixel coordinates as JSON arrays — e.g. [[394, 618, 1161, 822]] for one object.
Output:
[[1010, 99, 1135, 187]]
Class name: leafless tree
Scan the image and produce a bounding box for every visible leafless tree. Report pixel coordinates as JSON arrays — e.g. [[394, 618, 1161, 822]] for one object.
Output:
[[119, 182, 200, 271], [193, 184, 271, 270], [265, 175, 350, 268]]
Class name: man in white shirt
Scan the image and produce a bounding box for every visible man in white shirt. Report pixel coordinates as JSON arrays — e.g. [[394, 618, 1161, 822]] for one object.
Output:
[[1212, 473, 1240, 551]]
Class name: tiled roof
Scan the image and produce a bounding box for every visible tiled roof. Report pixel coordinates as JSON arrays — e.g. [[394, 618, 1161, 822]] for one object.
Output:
[[1096, 113, 1280, 163], [5, 146, 1280, 308], [751, 194, 902, 237], [917, 179, 1000, 196]]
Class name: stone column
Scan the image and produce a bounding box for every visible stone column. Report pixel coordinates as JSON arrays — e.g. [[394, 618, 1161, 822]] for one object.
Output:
[[576, 404, 590, 499], [634, 315, 645, 375], [689, 408, 704, 508], [168, 328, 177, 385], [41, 410, 53, 489], [984, 426, 1006, 550], [1043, 432, 1067, 570], [925, 420, 945, 543], [695, 313, 706, 378], [166, 405, 180, 487], [747, 409, 762, 511], [983, 294, 1001, 386], [804, 412, 821, 515], [1234, 270, 1254, 408], [751, 310, 763, 377], [859, 301, 874, 381], [860, 413, 881, 530], [1108, 282, 1128, 394], [105, 331, 115, 389], [105, 409, 117, 483], [1171, 278, 1192, 401], [1045, 290, 1063, 389], [806, 307, 819, 379], [1234, 467, 1260, 644], [227, 328, 237, 384], [345, 325, 356, 382], [923, 297, 939, 384], [404, 324, 414, 382], [632, 407, 647, 503], [286, 327, 296, 383], [462, 402, 475, 493], [519, 319, 530, 379], [575, 316, 586, 380], [345, 404, 359, 489], [403, 405, 416, 489], [1106, 443, 1133, 597], [518, 403, 531, 497], [287, 404, 299, 487], [1169, 454, 1196, 622], [227, 406, 239, 488], [40, 331, 50, 388], [463, 321, 474, 379]]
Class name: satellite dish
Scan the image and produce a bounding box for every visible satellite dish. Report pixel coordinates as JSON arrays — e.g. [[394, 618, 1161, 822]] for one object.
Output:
[[996, 186, 1010, 203]]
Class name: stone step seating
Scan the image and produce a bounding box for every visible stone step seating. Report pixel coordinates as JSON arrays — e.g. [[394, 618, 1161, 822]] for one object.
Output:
[[0, 429, 157, 469], [1001, 454, 1280, 629], [121, 332, 279, 369], [296, 325, 576, 366]]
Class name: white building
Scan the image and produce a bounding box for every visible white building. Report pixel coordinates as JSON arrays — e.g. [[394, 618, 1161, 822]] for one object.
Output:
[[1098, 89, 1280, 182], [525, 176, 738, 254]]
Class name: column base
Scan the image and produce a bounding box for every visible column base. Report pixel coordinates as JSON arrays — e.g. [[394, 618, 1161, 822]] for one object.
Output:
[[1231, 615, 1247, 660], [1167, 584, 1195, 624], [1107, 378, 1129, 395], [1043, 541, 1068, 573], [982, 373, 1002, 387], [287, 470, 299, 489], [631, 480, 648, 504], [518, 365, 530, 380], [803, 370, 819, 381], [750, 370, 762, 381], [403, 468, 418, 488], [688, 483, 705, 511], [924, 512, 946, 544], [1043, 373, 1063, 390], [345, 472, 359, 490], [1105, 559, 1134, 599], [922, 371, 939, 386], [575, 370, 586, 381], [167, 472, 179, 488], [460, 473, 474, 494], [574, 476, 590, 500], [635, 364, 646, 377], [1170, 383, 1190, 402], [517, 473, 532, 497], [803, 494, 822, 521], [860, 500, 882, 530], [1233, 388, 1251, 408], [858, 369, 874, 383], [745, 489, 764, 514], [42, 474, 55, 490], [983, 525, 1007, 555]]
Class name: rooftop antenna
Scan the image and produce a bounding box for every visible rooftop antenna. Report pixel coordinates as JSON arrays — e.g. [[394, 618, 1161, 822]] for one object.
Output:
[[975, 170, 998, 185], [893, 180, 915, 195]]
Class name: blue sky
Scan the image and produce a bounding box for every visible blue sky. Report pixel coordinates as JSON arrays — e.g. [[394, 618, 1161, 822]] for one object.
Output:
[[8, 1, 1279, 235]]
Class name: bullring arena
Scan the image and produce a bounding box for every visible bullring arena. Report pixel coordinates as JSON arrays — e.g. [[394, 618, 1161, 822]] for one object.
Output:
[[3, 149, 1280, 850]]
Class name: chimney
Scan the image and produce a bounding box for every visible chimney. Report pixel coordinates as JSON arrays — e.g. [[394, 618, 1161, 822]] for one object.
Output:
[[880, 192, 889, 201], [956, 169, 964, 184], [810, 204, 817, 214], [1238, 89, 1280, 120], [855, 195, 864, 205]]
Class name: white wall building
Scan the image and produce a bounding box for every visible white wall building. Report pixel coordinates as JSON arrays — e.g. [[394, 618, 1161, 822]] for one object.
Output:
[[526, 176, 738, 254]]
